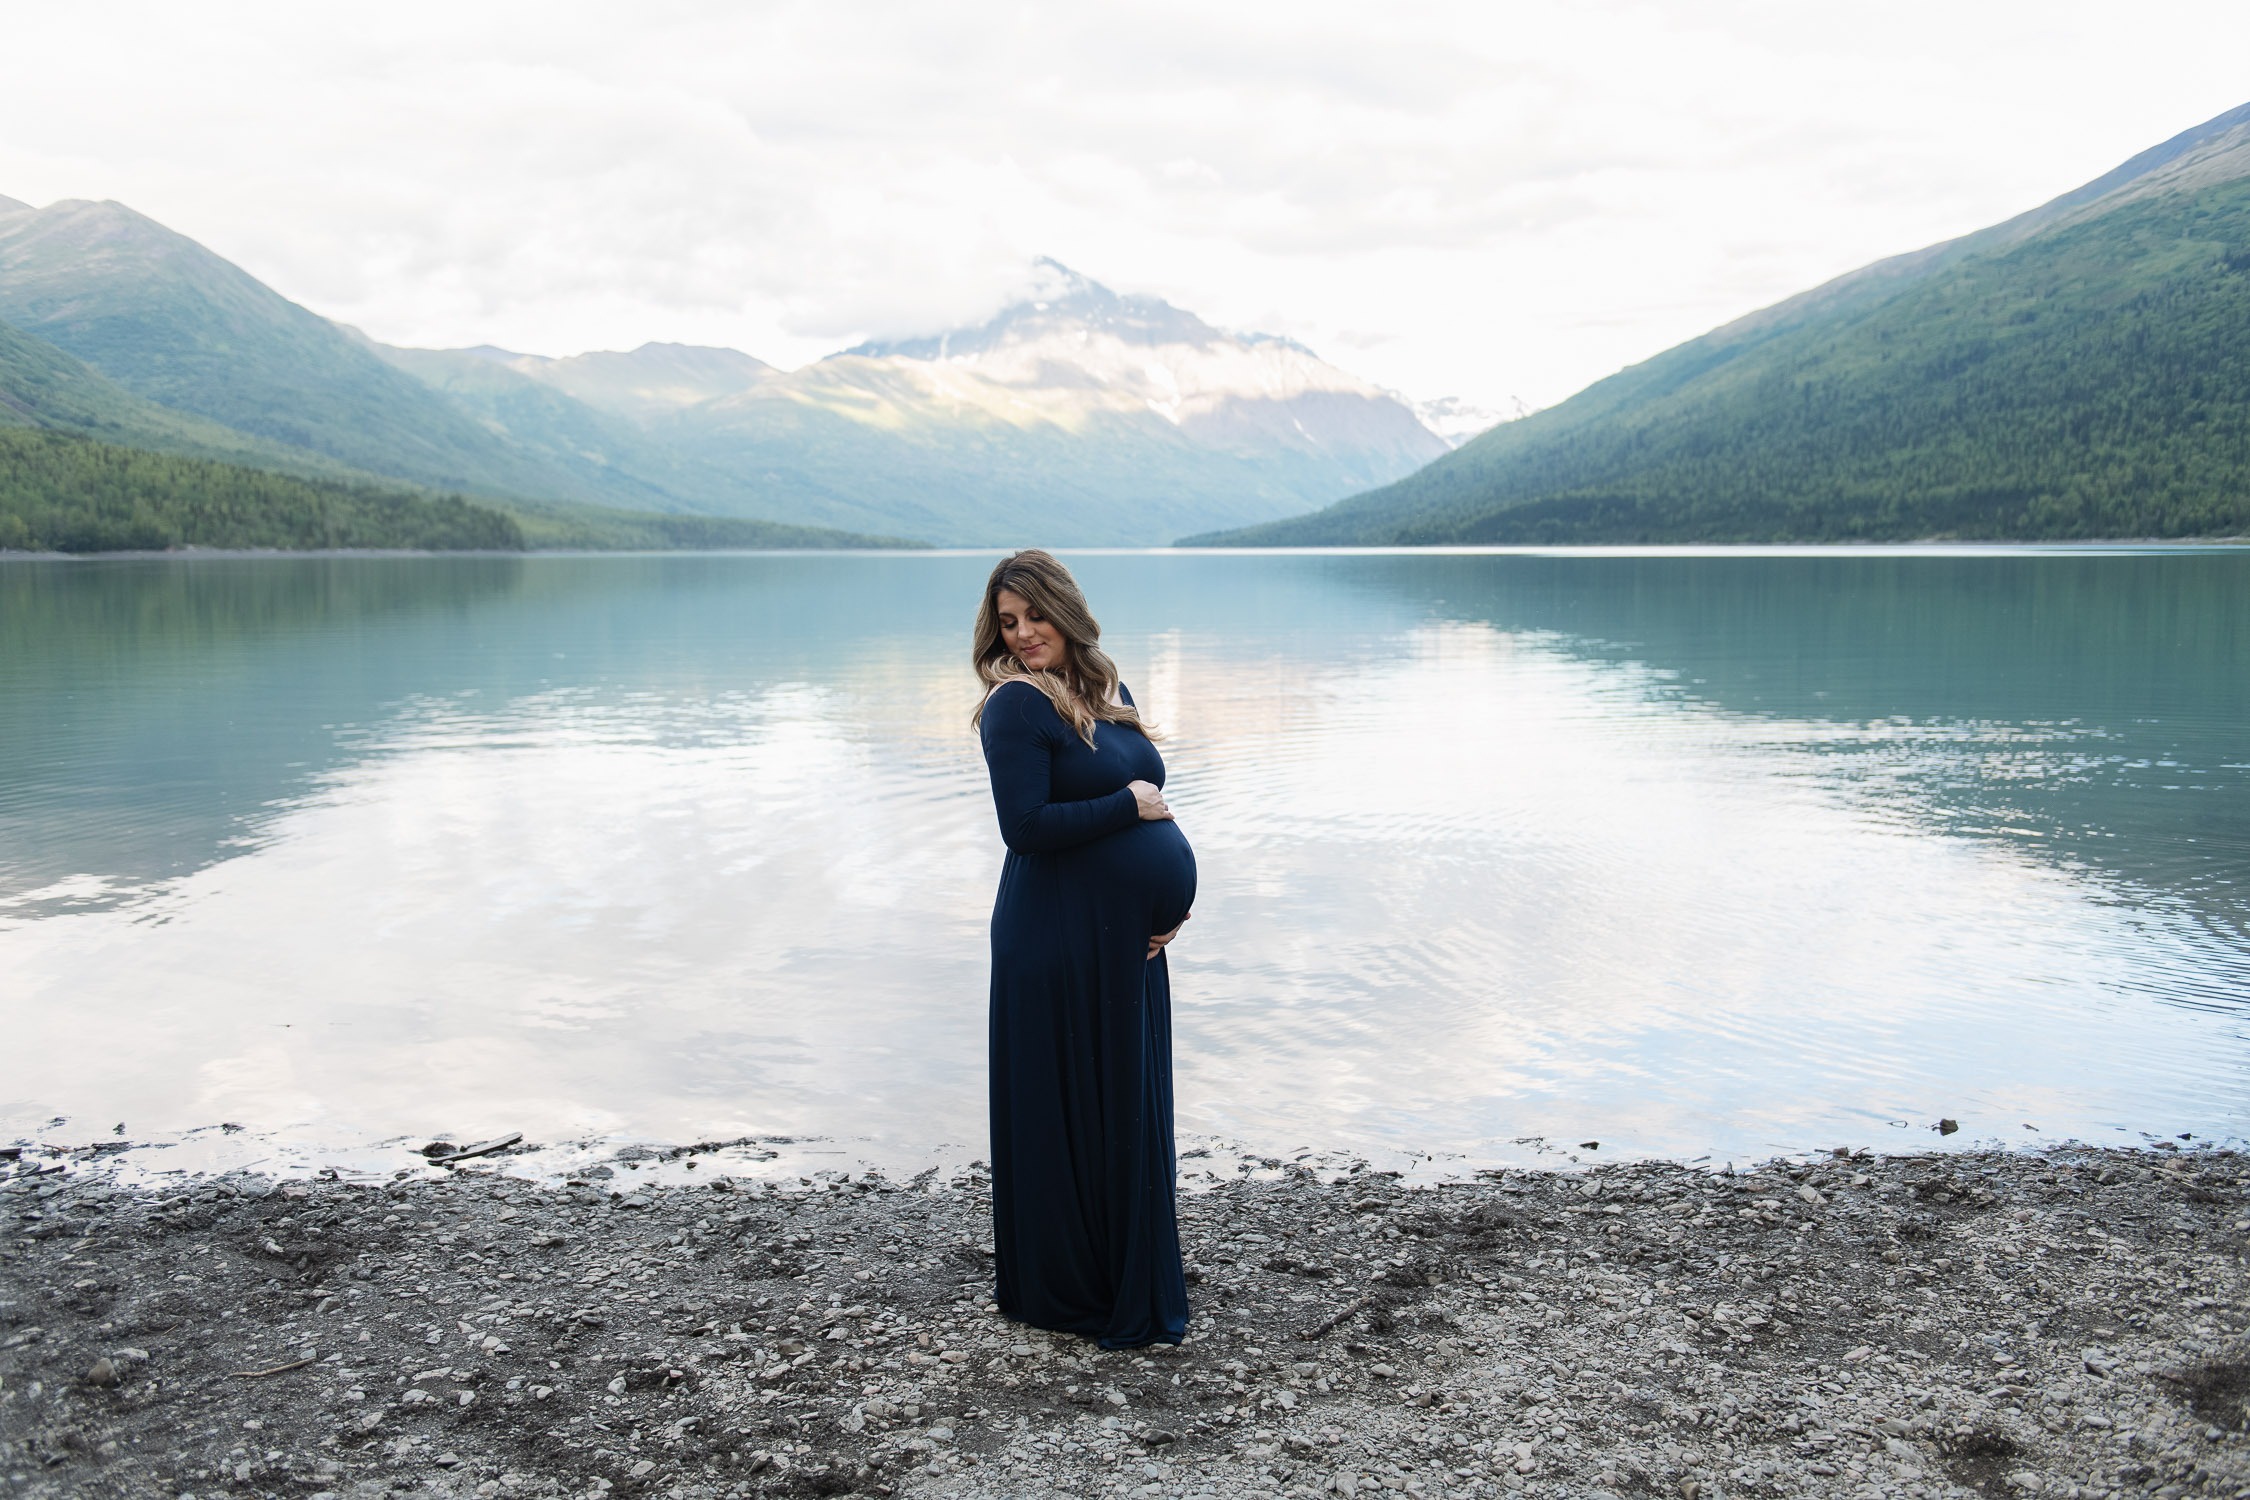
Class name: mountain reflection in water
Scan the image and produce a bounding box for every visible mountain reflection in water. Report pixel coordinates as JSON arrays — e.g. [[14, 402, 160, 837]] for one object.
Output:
[[1, 548, 2243, 1167]]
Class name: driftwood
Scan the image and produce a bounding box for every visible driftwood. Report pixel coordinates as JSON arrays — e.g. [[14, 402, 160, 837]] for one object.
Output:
[[433, 1132, 524, 1165], [229, 1357, 314, 1379], [1298, 1293, 1375, 1340]]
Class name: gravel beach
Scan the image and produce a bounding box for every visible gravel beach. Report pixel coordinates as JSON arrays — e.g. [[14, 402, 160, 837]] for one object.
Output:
[[3, 1141, 2245, 1500]]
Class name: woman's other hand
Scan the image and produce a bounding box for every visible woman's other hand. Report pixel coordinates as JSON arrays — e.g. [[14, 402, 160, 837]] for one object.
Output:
[[1129, 779, 1172, 822], [1147, 913, 1189, 961]]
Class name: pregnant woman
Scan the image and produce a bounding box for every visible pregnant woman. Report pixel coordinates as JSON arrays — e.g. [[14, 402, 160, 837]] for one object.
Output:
[[973, 550, 1195, 1349]]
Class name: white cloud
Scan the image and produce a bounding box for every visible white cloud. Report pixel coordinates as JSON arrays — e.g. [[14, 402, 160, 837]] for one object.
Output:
[[2, 0, 2246, 412]]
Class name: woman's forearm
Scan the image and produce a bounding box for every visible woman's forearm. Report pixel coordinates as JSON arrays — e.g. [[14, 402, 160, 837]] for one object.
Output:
[[996, 786, 1140, 855]]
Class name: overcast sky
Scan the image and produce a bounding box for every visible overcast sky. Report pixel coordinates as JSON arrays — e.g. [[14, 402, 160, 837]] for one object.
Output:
[[5, 2, 2248, 420]]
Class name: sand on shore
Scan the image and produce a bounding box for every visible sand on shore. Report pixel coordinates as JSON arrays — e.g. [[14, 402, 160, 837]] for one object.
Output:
[[3, 1141, 2245, 1500]]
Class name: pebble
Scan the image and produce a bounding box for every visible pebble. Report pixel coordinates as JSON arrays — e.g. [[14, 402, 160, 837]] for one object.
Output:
[[4, 1141, 2241, 1500]]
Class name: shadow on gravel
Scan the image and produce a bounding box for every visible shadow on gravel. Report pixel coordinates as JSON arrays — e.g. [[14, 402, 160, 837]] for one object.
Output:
[[2165, 1358, 2250, 1432], [1936, 1426, 2021, 1497]]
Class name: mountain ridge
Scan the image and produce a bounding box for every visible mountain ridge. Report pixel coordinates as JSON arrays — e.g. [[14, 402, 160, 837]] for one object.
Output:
[[1189, 100, 2250, 546], [505, 342, 777, 421], [0, 200, 626, 505], [846, 258, 1257, 358], [0, 309, 910, 553], [0, 197, 1444, 545], [378, 259, 1450, 543], [0, 313, 396, 482]]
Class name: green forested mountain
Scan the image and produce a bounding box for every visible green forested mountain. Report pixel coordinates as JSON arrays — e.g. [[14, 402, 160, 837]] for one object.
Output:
[[0, 315, 381, 479], [0, 429, 522, 552], [361, 342, 886, 534], [0, 430, 917, 554], [0, 198, 908, 536], [0, 316, 912, 552], [1192, 101, 2250, 546], [0, 193, 1445, 545], [0, 200, 633, 505], [0, 313, 529, 551], [361, 340, 720, 514]]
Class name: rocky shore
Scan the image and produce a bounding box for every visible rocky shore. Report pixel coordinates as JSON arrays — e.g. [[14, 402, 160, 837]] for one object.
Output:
[[3, 1142, 2246, 1500]]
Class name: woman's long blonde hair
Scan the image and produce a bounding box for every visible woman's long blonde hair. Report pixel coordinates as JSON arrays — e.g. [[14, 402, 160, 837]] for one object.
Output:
[[971, 549, 1157, 748]]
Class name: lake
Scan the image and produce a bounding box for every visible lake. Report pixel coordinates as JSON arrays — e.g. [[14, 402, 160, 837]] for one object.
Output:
[[2, 548, 2245, 1178]]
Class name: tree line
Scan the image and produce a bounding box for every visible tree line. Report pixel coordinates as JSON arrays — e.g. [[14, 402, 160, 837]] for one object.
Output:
[[0, 429, 523, 552]]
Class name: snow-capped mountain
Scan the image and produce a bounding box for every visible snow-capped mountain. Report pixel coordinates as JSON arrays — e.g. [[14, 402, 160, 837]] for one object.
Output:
[[591, 260, 1448, 544], [835, 259, 1445, 468], [383, 261, 1446, 544]]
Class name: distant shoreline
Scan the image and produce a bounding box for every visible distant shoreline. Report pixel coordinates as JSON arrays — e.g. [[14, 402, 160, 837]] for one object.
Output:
[[0, 545, 941, 562], [6, 538, 2249, 563]]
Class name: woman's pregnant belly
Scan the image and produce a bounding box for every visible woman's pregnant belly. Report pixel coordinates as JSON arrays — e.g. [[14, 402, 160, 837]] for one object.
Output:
[[1085, 818, 1198, 936]]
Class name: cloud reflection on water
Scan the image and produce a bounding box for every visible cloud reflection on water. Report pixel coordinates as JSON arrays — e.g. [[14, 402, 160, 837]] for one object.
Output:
[[1, 550, 2244, 1167]]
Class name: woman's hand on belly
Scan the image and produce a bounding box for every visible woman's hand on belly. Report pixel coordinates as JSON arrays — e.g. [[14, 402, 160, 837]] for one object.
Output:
[[1129, 779, 1173, 822], [1147, 911, 1190, 961]]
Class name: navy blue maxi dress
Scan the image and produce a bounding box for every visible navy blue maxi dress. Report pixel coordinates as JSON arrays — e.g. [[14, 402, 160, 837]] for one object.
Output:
[[979, 677, 1195, 1348]]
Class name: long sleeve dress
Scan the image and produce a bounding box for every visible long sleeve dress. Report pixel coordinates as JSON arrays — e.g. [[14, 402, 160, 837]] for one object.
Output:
[[978, 677, 1195, 1348]]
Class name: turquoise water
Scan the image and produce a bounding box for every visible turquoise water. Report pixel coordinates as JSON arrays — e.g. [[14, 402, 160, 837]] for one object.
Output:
[[2, 548, 2245, 1171]]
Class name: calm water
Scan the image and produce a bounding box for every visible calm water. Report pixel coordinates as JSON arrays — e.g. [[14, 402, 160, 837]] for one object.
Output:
[[3, 548, 2246, 1174]]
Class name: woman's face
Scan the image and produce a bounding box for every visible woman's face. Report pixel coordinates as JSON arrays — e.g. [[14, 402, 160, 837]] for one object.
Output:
[[994, 587, 1069, 673]]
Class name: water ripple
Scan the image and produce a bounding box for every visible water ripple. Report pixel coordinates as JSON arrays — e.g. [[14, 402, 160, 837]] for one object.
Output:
[[1, 549, 2245, 1166]]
